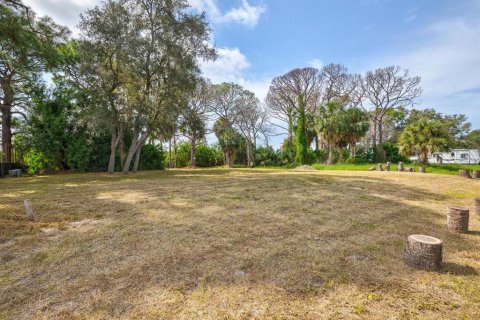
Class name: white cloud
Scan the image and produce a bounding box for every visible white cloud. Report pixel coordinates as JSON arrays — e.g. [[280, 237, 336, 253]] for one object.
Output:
[[379, 18, 480, 125], [190, 0, 266, 27], [200, 47, 271, 100], [309, 58, 323, 69]]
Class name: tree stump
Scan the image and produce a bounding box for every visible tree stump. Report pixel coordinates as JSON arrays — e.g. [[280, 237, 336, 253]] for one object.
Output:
[[404, 235, 443, 271], [473, 170, 480, 179], [24, 199, 35, 221], [406, 167, 414, 172], [368, 167, 375, 171], [419, 166, 426, 173], [398, 162, 404, 171], [385, 162, 391, 171], [459, 170, 472, 178], [447, 206, 469, 233], [473, 198, 480, 216], [377, 163, 383, 171]]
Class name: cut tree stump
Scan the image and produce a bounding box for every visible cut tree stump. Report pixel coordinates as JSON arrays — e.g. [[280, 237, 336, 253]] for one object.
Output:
[[368, 167, 375, 171], [385, 162, 391, 171], [398, 162, 404, 171], [377, 163, 383, 171], [24, 199, 35, 221], [473, 170, 480, 179], [473, 198, 480, 216], [447, 206, 469, 233], [459, 170, 472, 178], [419, 166, 426, 173], [404, 234, 443, 271], [406, 167, 415, 172]]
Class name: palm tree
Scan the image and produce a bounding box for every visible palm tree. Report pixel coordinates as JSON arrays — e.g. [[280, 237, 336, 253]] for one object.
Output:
[[315, 101, 345, 164], [399, 120, 451, 165], [342, 107, 370, 157]]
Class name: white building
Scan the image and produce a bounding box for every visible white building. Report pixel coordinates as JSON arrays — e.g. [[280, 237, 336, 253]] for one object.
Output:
[[423, 149, 480, 165]]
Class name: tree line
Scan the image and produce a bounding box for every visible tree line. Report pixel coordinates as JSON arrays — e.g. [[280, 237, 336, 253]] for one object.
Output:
[[1, 0, 479, 174]]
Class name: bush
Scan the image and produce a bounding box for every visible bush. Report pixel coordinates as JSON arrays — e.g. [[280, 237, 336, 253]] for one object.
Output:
[[195, 144, 223, 167], [24, 149, 54, 174], [255, 146, 279, 166], [383, 142, 409, 163], [139, 144, 165, 170]]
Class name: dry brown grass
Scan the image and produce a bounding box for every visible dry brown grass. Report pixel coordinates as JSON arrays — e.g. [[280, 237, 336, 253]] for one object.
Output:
[[1, 169, 479, 319]]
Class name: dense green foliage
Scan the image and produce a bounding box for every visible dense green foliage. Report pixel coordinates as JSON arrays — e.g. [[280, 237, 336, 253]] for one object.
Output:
[[295, 94, 308, 165]]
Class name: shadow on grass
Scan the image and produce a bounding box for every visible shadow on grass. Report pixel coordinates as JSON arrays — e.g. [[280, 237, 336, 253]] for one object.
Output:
[[441, 262, 478, 276]]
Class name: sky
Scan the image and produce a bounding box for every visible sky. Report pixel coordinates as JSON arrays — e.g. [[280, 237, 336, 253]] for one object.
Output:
[[25, 0, 480, 146]]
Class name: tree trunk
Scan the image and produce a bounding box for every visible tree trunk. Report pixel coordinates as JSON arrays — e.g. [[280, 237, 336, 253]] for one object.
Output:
[[173, 135, 177, 168], [132, 139, 145, 173], [168, 138, 172, 168], [371, 116, 377, 147], [107, 128, 117, 174], [190, 135, 197, 168], [314, 135, 319, 152], [288, 107, 294, 145], [327, 143, 334, 165], [122, 131, 147, 174], [378, 117, 383, 145], [1, 78, 13, 163], [246, 139, 254, 168]]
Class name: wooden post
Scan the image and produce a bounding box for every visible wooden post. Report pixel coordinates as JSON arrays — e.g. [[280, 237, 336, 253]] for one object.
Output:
[[473, 170, 480, 179], [24, 199, 35, 221], [419, 166, 426, 173], [404, 235, 442, 271], [473, 198, 480, 216], [385, 162, 391, 172], [459, 170, 472, 178], [398, 162, 404, 172], [377, 163, 383, 171], [447, 206, 469, 233]]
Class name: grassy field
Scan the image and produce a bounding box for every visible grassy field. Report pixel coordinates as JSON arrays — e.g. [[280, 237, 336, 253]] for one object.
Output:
[[1, 169, 480, 319]]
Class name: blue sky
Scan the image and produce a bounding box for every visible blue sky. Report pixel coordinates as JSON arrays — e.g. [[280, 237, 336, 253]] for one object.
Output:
[[26, 0, 480, 146]]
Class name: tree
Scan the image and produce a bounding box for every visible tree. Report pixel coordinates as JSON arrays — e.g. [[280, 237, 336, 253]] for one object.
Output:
[[399, 120, 451, 165], [315, 100, 345, 164], [237, 97, 269, 168], [295, 93, 308, 164], [76, 0, 134, 173], [213, 117, 242, 167], [0, 0, 69, 162], [359, 66, 422, 148], [463, 129, 480, 149], [266, 67, 322, 146], [341, 107, 370, 157], [179, 79, 213, 167]]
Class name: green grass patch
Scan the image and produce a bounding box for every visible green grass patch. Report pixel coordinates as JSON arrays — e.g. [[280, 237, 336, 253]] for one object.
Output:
[[311, 163, 479, 175]]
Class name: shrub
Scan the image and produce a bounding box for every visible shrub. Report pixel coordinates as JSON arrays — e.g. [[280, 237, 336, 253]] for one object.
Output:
[[255, 146, 279, 166], [139, 144, 165, 170]]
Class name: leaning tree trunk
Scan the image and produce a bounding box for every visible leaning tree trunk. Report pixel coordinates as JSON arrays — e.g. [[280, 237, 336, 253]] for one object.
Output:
[[1, 78, 13, 163], [132, 139, 145, 173], [122, 131, 147, 174], [107, 127, 117, 174]]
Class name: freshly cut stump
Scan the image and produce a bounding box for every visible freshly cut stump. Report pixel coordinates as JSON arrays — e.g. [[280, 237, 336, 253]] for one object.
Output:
[[447, 206, 469, 233], [419, 166, 426, 173], [405, 235, 443, 271], [377, 163, 383, 171], [473, 170, 480, 179], [386, 162, 391, 172], [473, 198, 480, 216], [398, 162, 404, 171], [459, 170, 472, 178]]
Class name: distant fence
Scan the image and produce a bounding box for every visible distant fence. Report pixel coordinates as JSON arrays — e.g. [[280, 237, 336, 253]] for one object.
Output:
[[0, 163, 28, 178]]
